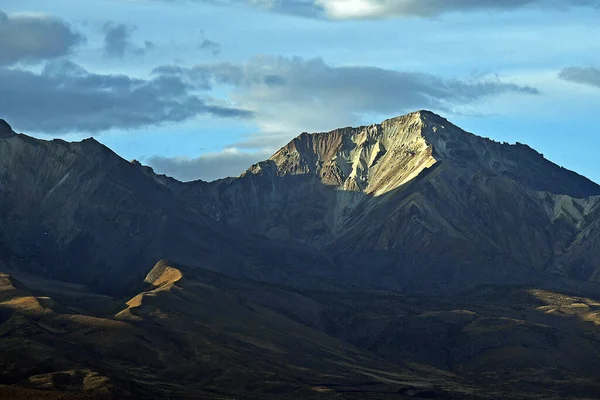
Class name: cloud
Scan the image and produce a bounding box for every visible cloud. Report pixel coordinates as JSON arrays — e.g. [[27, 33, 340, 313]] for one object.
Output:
[[157, 0, 599, 19], [313, 0, 600, 19], [0, 60, 251, 134], [559, 66, 600, 89], [0, 11, 84, 65], [179, 56, 538, 135], [103, 22, 130, 58], [199, 38, 221, 56], [198, 31, 222, 56], [145, 148, 274, 181], [137, 40, 157, 55], [103, 21, 155, 58], [245, 0, 320, 17]]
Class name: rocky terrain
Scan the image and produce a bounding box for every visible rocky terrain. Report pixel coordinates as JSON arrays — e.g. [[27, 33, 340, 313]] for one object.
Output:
[[1, 112, 600, 399]]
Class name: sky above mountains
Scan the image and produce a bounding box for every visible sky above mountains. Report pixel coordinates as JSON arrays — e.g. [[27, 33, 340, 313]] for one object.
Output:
[[1, 0, 599, 182]]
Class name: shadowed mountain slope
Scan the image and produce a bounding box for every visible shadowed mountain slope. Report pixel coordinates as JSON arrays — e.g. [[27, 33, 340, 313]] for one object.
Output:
[[0, 121, 341, 295], [0, 122, 237, 294]]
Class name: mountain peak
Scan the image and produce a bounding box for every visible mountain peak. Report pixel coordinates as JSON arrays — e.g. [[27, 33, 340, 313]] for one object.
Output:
[[399, 109, 441, 119], [0, 119, 15, 138], [381, 110, 447, 127], [264, 110, 438, 195], [258, 111, 600, 198]]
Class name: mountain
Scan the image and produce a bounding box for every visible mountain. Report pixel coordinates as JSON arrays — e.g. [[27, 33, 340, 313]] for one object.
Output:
[[0, 119, 337, 295], [175, 111, 600, 289], [0, 123, 232, 293], [1, 112, 600, 399]]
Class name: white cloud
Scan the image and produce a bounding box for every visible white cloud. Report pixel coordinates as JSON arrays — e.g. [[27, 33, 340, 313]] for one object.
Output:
[[315, 0, 390, 19]]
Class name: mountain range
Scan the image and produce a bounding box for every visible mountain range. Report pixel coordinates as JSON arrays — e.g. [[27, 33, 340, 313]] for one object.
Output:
[[1, 111, 599, 399]]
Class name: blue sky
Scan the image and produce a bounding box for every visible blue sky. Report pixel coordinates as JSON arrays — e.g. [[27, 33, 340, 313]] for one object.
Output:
[[1, 0, 599, 182]]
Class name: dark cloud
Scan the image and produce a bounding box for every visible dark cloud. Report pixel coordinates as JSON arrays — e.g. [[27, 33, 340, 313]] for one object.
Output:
[[146, 148, 273, 182], [0, 60, 252, 134], [103, 22, 156, 58], [0, 11, 84, 65], [559, 66, 600, 89]]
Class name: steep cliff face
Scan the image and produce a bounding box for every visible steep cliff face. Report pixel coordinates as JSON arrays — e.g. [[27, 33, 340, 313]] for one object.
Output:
[[266, 112, 436, 195]]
